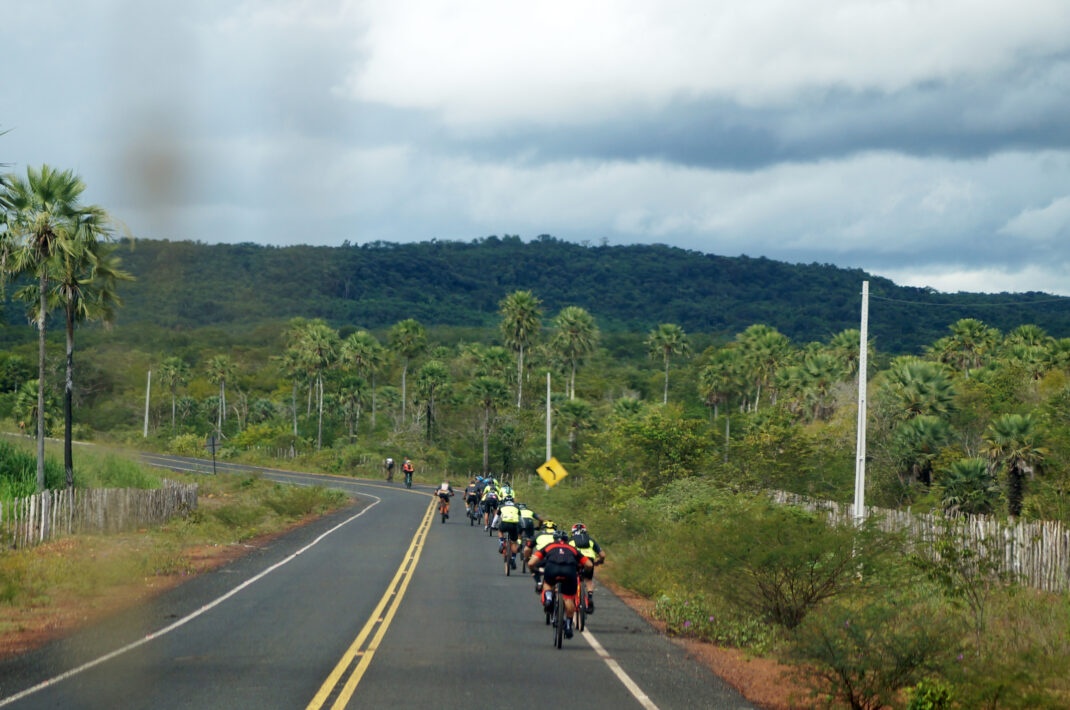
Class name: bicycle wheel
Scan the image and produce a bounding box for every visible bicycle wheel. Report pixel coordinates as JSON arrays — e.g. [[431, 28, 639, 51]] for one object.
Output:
[[576, 579, 587, 632], [504, 540, 511, 576], [553, 583, 565, 648]]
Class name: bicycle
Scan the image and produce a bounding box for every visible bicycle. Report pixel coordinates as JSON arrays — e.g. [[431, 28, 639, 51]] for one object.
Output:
[[576, 575, 588, 633], [404, 470, 413, 489], [467, 499, 481, 526], [552, 581, 566, 648], [437, 494, 451, 523]]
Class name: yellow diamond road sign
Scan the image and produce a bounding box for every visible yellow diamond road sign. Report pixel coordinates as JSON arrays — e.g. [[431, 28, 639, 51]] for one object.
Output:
[[537, 457, 569, 488]]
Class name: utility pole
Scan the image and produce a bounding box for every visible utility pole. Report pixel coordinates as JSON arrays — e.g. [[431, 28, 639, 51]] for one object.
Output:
[[144, 370, 151, 438], [853, 281, 869, 523]]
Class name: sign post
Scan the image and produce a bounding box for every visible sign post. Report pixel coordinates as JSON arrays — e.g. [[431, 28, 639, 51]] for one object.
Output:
[[536, 457, 569, 488], [206, 435, 219, 475]]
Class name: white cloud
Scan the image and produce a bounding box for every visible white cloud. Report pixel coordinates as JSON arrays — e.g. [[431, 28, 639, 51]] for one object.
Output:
[[341, 0, 1070, 125], [1000, 195, 1070, 242]]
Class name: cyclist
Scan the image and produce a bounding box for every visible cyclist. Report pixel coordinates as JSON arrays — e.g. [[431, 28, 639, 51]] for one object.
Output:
[[402, 457, 415, 487], [496, 495, 522, 569], [480, 482, 500, 531], [384, 456, 395, 482], [569, 523, 606, 613], [526, 520, 558, 590], [463, 478, 481, 520], [518, 503, 541, 562], [530, 530, 593, 639], [436, 480, 454, 519]]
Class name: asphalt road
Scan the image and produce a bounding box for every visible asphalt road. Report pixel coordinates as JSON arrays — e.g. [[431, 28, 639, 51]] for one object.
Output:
[[0, 457, 755, 709]]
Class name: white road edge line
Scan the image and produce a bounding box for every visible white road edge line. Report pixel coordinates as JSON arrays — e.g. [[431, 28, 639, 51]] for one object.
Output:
[[0, 495, 382, 707], [582, 629, 661, 710]]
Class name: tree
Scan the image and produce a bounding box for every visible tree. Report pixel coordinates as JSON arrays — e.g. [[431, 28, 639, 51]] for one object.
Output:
[[1, 165, 94, 492], [882, 357, 957, 421], [937, 457, 999, 515], [983, 413, 1048, 518], [160, 356, 191, 433], [415, 360, 450, 441], [206, 354, 236, 437], [645, 323, 690, 404], [340, 330, 386, 432], [292, 320, 339, 450], [735, 324, 793, 410], [49, 234, 131, 487], [928, 318, 1000, 378], [469, 375, 509, 474], [551, 305, 599, 400], [556, 397, 594, 458], [499, 290, 542, 408], [388, 318, 426, 422], [891, 415, 952, 487]]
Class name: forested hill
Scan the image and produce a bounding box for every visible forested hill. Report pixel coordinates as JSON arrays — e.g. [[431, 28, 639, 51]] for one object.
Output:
[[93, 236, 1070, 352]]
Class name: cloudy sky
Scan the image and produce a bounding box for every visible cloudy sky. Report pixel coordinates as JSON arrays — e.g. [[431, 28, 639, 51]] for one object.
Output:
[[4, 0, 1070, 294]]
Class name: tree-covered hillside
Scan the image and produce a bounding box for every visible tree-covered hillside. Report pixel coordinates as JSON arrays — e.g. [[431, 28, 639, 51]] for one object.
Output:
[[25, 235, 1066, 355]]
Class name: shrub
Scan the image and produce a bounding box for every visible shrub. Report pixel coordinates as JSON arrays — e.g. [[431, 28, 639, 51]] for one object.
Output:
[[789, 591, 966, 710]]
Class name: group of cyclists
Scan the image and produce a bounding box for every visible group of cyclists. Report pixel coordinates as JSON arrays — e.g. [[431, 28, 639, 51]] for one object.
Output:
[[458, 474, 607, 641]]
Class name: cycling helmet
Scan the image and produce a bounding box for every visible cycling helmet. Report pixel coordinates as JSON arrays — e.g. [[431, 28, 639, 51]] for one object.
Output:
[[553, 530, 570, 542], [572, 523, 587, 534], [542, 520, 557, 531]]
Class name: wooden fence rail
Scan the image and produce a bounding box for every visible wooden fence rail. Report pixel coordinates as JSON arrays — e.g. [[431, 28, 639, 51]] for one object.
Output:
[[0, 480, 199, 549], [769, 491, 1070, 593]]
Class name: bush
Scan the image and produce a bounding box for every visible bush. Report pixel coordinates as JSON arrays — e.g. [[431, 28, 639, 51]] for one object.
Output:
[[789, 590, 966, 710]]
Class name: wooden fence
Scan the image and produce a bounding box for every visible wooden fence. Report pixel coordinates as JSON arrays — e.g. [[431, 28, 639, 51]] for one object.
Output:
[[769, 491, 1070, 593], [0, 480, 199, 549]]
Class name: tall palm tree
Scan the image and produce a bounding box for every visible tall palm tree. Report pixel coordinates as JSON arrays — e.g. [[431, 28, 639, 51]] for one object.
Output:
[[892, 414, 952, 487], [645, 323, 690, 404], [206, 354, 236, 437], [983, 413, 1048, 518], [499, 290, 542, 408], [469, 375, 509, 474], [415, 360, 450, 441], [389, 318, 426, 421], [160, 356, 191, 433], [341, 329, 385, 431], [928, 318, 1000, 378], [735, 324, 793, 410], [882, 357, 957, 421], [697, 347, 744, 420], [294, 320, 339, 451], [1, 165, 90, 492], [49, 235, 131, 487], [551, 306, 599, 400]]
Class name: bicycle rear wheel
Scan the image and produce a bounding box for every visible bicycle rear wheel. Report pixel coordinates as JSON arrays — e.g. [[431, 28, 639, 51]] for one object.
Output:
[[504, 540, 511, 576], [576, 579, 587, 632]]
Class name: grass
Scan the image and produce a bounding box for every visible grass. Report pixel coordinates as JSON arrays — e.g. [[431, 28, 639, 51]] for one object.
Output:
[[0, 467, 350, 629]]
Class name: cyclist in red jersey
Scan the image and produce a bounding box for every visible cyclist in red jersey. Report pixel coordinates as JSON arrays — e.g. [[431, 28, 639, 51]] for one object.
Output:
[[530, 530, 593, 639]]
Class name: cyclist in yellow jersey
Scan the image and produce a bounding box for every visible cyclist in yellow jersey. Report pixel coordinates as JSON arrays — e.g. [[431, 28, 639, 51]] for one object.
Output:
[[526, 520, 558, 591], [569, 522, 606, 613], [496, 495, 522, 569]]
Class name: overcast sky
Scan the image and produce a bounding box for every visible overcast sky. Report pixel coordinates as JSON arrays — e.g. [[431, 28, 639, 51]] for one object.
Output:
[[4, 0, 1070, 295]]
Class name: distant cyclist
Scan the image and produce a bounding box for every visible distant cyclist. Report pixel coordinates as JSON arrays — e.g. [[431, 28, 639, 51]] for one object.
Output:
[[384, 457, 395, 482], [436, 480, 454, 520], [463, 478, 481, 519]]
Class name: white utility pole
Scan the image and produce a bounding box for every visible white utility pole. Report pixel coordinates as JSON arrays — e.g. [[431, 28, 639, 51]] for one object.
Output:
[[144, 370, 152, 438], [853, 281, 869, 523], [545, 372, 552, 461]]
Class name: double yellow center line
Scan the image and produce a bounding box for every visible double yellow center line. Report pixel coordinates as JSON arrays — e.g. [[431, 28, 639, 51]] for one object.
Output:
[[306, 496, 436, 709]]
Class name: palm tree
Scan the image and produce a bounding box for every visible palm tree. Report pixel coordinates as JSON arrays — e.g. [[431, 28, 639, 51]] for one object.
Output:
[[415, 360, 450, 441], [697, 347, 744, 420], [892, 415, 952, 487], [1, 165, 91, 492], [983, 413, 1048, 518], [294, 320, 339, 451], [340, 330, 385, 431], [389, 318, 426, 421], [469, 375, 509, 474], [551, 306, 599, 399], [499, 290, 543, 408], [50, 235, 131, 487], [337, 375, 368, 438], [556, 397, 594, 458], [928, 318, 1000, 378], [882, 357, 957, 421], [205, 354, 236, 437], [735, 324, 793, 410], [937, 458, 999, 515], [645, 323, 690, 404], [159, 357, 191, 433]]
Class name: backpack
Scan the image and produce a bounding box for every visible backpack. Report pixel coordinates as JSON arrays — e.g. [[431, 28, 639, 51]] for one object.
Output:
[[572, 530, 591, 549], [544, 543, 577, 568]]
